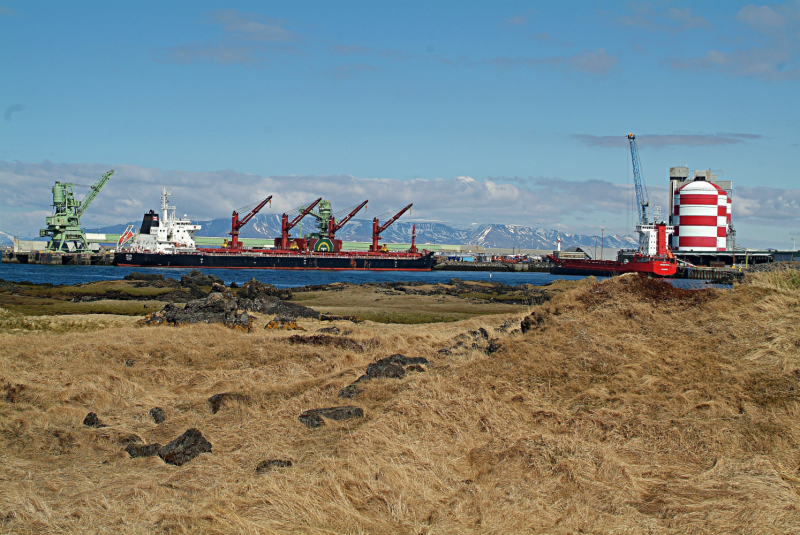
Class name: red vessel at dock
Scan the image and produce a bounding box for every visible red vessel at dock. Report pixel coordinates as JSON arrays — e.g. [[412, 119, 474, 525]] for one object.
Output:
[[548, 255, 677, 277], [549, 221, 678, 278]]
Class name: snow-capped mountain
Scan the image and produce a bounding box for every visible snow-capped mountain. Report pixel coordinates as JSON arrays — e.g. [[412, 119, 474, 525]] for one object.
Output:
[[189, 215, 636, 250]]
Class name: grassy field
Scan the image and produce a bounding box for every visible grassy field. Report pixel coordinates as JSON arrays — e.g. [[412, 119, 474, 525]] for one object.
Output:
[[292, 285, 523, 323], [0, 280, 182, 317], [1, 272, 799, 533]]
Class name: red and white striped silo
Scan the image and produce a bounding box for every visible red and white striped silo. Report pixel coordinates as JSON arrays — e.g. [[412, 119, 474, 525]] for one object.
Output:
[[672, 179, 729, 251]]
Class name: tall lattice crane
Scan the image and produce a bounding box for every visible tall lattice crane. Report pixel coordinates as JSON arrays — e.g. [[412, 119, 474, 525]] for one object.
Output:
[[40, 170, 114, 252], [627, 133, 650, 224]]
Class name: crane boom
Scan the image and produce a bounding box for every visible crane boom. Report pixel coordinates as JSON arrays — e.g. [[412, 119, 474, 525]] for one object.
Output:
[[371, 203, 412, 252], [76, 170, 114, 219], [288, 198, 322, 231], [331, 200, 368, 234], [235, 195, 272, 230], [278, 197, 322, 250], [378, 204, 412, 234], [228, 195, 272, 251], [627, 133, 649, 224]]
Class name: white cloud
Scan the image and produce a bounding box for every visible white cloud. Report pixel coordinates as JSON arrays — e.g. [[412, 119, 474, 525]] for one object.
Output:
[[3, 161, 797, 241]]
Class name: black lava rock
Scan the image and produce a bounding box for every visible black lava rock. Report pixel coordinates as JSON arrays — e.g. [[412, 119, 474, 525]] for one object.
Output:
[[237, 278, 292, 301], [83, 412, 107, 428], [180, 269, 223, 287], [126, 443, 162, 458], [299, 406, 364, 429], [338, 384, 362, 399], [158, 428, 212, 466], [365, 354, 429, 379], [150, 407, 166, 424], [256, 459, 293, 474]]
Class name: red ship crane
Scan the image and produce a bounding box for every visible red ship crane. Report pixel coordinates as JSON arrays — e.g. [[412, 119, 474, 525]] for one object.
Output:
[[328, 200, 368, 240], [229, 195, 272, 251], [370, 203, 412, 252], [280, 197, 322, 250]]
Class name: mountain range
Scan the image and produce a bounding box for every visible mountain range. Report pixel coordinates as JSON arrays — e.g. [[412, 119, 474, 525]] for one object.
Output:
[[2, 214, 635, 251]]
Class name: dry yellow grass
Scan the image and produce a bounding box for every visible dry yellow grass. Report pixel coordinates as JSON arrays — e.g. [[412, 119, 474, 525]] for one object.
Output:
[[1, 274, 799, 534]]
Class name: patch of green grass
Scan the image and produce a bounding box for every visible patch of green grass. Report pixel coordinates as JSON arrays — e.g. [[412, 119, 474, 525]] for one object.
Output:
[[0, 291, 165, 316], [20, 280, 177, 298]]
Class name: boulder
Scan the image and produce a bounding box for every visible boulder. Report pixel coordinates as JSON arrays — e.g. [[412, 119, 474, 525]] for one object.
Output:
[[149, 407, 166, 424], [366, 354, 429, 379], [158, 428, 212, 466], [82, 412, 107, 428], [137, 293, 254, 331], [237, 278, 292, 301], [180, 269, 223, 287], [299, 406, 364, 428], [287, 334, 364, 352]]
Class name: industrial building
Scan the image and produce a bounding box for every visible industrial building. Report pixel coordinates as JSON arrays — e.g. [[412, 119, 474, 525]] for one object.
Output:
[[669, 167, 733, 253]]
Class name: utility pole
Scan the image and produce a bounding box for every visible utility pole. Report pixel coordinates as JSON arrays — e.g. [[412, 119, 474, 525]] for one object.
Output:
[[793, 238, 796, 251], [601, 229, 604, 261], [594, 236, 598, 260]]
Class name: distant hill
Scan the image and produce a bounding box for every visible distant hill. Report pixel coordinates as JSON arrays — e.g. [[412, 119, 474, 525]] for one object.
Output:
[[1, 216, 637, 251]]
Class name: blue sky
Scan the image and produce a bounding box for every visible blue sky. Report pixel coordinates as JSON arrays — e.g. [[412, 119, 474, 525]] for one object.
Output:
[[1, 1, 798, 247]]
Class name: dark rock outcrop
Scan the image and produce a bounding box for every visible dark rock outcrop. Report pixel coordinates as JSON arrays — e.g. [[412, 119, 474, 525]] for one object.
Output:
[[317, 326, 340, 334], [158, 428, 212, 466], [237, 278, 292, 301], [137, 292, 254, 331], [149, 407, 166, 424], [82, 412, 107, 428], [287, 334, 364, 352], [366, 354, 429, 379], [521, 310, 548, 334], [337, 384, 362, 399], [256, 459, 293, 473], [299, 406, 364, 428], [126, 443, 162, 458], [338, 354, 429, 398], [181, 270, 223, 287]]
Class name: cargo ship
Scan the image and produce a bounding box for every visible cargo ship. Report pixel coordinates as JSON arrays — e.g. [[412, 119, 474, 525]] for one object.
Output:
[[113, 189, 435, 271], [549, 222, 678, 277]]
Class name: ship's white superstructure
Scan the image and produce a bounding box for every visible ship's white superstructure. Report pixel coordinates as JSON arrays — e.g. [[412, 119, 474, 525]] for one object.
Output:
[[120, 188, 201, 254]]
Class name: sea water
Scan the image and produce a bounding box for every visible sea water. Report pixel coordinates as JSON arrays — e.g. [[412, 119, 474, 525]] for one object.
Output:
[[0, 263, 726, 290]]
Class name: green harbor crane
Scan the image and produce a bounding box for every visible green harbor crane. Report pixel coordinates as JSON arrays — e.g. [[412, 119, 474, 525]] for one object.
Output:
[[39, 170, 115, 252]]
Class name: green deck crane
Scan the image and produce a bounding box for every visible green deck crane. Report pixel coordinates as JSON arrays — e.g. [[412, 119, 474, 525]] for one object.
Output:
[[39, 170, 114, 252]]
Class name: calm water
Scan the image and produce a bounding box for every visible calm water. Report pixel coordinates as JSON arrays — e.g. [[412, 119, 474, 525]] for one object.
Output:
[[0, 263, 725, 290]]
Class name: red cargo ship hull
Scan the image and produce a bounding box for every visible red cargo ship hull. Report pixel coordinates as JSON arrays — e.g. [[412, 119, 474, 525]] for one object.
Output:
[[548, 255, 677, 277]]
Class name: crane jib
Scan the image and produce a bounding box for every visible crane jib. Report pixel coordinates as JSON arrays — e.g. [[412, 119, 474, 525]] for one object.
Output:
[[627, 134, 650, 225]]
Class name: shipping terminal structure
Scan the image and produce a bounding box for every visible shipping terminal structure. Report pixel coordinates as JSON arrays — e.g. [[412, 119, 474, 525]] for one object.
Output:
[[549, 133, 679, 277], [113, 188, 435, 270]]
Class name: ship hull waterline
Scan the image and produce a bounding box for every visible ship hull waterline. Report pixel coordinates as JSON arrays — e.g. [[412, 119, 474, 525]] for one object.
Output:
[[113, 251, 436, 271], [549, 257, 678, 277]]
